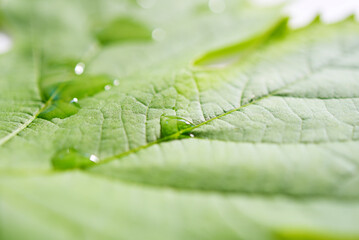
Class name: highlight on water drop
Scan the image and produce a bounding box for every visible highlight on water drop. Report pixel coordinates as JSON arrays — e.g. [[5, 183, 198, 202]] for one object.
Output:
[[74, 62, 85, 75], [113, 79, 120, 86], [89, 154, 99, 163], [70, 97, 78, 103], [0, 32, 13, 54]]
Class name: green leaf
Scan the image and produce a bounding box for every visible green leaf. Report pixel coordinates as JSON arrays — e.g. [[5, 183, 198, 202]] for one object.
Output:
[[1, 0, 359, 240]]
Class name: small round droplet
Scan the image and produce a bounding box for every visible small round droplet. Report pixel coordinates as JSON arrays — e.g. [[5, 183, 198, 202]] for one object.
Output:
[[70, 97, 78, 103], [74, 62, 85, 75], [208, 0, 226, 14], [189, 133, 195, 138], [152, 28, 166, 41], [0, 32, 13, 54], [104, 85, 112, 91], [113, 79, 120, 86], [137, 0, 156, 9], [89, 154, 99, 163]]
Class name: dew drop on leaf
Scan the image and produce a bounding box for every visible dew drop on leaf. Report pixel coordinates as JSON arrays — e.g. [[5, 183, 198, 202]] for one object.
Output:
[[39, 75, 112, 120], [113, 79, 120, 86], [51, 149, 98, 170], [160, 114, 195, 138], [74, 62, 85, 75], [39, 101, 79, 120], [89, 154, 99, 163], [104, 84, 112, 91]]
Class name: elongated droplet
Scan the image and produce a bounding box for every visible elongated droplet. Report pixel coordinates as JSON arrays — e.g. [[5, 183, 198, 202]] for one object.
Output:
[[160, 114, 194, 138], [51, 149, 97, 170], [38, 101, 79, 120], [39, 75, 113, 120], [74, 62, 85, 75]]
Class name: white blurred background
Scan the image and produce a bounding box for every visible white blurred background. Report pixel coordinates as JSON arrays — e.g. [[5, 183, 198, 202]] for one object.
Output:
[[251, 0, 359, 27]]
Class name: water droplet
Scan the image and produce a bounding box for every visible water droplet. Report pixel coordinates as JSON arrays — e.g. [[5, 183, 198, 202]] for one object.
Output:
[[39, 75, 112, 120], [89, 154, 99, 163], [104, 85, 112, 91], [189, 133, 195, 138], [39, 100, 79, 120], [0, 32, 13, 54], [51, 149, 97, 170], [137, 0, 156, 9], [152, 28, 166, 41], [74, 62, 85, 75], [160, 114, 195, 138], [113, 79, 120, 86], [70, 97, 78, 103], [208, 0, 226, 14]]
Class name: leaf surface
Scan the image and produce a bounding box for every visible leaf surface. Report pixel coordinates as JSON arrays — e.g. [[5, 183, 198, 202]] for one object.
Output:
[[1, 1, 359, 240]]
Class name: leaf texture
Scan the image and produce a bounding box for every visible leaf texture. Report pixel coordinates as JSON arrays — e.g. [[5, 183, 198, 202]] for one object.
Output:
[[1, 0, 359, 240]]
